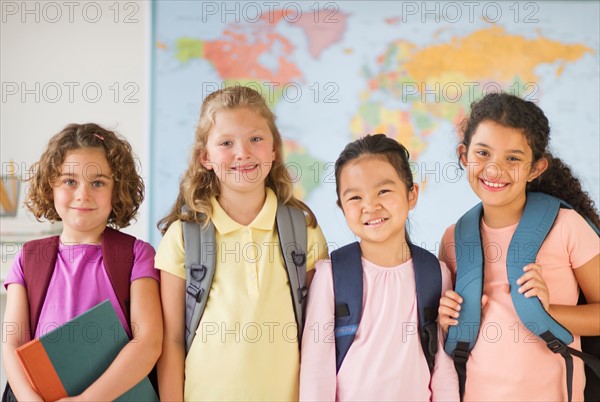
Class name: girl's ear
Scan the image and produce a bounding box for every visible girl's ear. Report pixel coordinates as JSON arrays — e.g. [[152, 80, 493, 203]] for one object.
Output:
[[336, 199, 345, 214], [458, 144, 468, 166], [199, 151, 213, 170], [408, 183, 419, 210], [528, 157, 549, 182]]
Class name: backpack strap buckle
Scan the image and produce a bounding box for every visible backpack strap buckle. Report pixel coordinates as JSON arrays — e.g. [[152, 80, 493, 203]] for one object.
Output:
[[422, 321, 439, 356], [452, 342, 471, 364], [546, 338, 568, 355], [291, 250, 306, 267], [186, 264, 207, 303], [186, 284, 204, 303], [297, 286, 308, 304]]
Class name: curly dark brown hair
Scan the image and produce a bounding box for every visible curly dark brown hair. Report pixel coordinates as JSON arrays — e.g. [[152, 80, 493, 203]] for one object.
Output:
[[460, 92, 600, 228], [25, 123, 144, 228]]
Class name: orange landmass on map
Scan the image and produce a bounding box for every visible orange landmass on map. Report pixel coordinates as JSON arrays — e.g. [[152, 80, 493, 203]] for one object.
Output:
[[403, 26, 593, 83]]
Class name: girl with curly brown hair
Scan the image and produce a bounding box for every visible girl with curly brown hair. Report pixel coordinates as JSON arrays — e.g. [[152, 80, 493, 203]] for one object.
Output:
[[2, 123, 162, 402], [438, 93, 599, 401]]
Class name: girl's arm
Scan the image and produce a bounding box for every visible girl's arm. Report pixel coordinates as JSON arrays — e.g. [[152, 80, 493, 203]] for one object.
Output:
[[299, 262, 336, 401], [548, 254, 600, 336], [430, 263, 459, 402], [157, 271, 186, 401], [62, 278, 163, 402], [2, 285, 43, 402]]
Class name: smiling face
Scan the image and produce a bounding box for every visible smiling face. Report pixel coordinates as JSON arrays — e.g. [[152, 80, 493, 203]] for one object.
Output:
[[52, 148, 114, 243], [201, 107, 275, 199], [460, 120, 548, 212], [338, 155, 418, 249]]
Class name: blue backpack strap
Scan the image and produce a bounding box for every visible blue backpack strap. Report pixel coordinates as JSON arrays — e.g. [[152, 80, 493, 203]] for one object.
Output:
[[446, 192, 600, 401], [409, 243, 442, 373], [444, 202, 484, 398], [509, 192, 577, 400], [508, 193, 573, 344], [331, 242, 363, 373]]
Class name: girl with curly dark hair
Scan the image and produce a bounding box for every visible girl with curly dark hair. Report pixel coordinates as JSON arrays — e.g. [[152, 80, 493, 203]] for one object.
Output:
[[438, 93, 599, 401], [2, 123, 161, 401]]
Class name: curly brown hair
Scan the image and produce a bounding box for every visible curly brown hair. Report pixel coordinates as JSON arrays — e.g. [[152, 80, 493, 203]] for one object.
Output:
[[460, 92, 600, 228], [158, 85, 317, 235], [26, 123, 144, 228]]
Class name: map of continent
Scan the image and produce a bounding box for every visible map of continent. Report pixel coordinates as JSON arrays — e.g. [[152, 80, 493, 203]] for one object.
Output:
[[151, 1, 599, 247]]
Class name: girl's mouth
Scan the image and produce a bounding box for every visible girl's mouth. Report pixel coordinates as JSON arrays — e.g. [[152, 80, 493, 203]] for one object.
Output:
[[481, 178, 509, 190], [364, 217, 388, 226], [232, 164, 258, 172]]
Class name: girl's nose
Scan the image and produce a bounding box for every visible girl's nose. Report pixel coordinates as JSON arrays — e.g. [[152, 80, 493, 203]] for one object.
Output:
[[235, 143, 251, 160], [75, 184, 91, 200], [484, 160, 504, 180], [362, 198, 382, 213]]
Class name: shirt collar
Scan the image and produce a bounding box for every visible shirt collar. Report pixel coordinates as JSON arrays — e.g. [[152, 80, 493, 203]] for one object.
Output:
[[210, 188, 277, 234]]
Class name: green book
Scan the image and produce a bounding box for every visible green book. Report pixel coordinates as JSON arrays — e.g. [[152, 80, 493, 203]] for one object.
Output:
[[16, 300, 158, 401]]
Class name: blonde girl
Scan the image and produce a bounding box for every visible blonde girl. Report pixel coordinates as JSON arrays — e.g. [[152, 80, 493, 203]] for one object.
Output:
[[156, 86, 328, 401]]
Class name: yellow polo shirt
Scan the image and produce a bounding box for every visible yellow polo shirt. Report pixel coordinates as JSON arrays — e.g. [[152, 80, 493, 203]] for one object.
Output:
[[156, 188, 328, 401]]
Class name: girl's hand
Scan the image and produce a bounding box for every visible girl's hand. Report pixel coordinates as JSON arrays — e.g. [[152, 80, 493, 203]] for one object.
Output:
[[438, 290, 463, 335], [516, 263, 550, 311], [438, 290, 490, 336]]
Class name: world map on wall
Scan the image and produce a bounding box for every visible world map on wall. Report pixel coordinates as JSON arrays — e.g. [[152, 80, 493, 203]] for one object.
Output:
[[151, 1, 599, 249]]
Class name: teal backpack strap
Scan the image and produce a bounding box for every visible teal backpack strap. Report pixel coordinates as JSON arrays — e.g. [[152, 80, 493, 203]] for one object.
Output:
[[446, 192, 600, 401], [275, 203, 308, 344], [183, 217, 216, 354], [444, 202, 484, 399], [511, 192, 588, 402]]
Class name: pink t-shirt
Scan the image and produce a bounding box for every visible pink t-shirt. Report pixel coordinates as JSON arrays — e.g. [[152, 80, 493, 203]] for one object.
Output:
[[440, 209, 599, 402], [5, 238, 159, 338], [299, 255, 459, 402]]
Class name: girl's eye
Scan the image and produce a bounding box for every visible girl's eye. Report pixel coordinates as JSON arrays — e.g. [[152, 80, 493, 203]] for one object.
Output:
[[64, 179, 76, 186], [507, 156, 521, 162], [347, 195, 361, 201], [476, 150, 489, 157], [220, 141, 233, 146], [378, 189, 390, 195], [92, 181, 105, 188], [251, 136, 263, 142]]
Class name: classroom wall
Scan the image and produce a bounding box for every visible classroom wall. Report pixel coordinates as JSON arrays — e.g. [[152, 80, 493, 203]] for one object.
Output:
[[1, 1, 151, 239], [0, 0, 150, 392]]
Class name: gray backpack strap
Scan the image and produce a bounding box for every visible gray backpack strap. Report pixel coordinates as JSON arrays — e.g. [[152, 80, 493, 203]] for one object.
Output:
[[182, 218, 216, 353], [275, 203, 308, 344]]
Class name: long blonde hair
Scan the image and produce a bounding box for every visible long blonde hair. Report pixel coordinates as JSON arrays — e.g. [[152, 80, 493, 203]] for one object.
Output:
[[157, 85, 316, 234]]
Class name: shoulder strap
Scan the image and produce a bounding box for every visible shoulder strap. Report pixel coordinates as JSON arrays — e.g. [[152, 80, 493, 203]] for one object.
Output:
[[331, 242, 363, 373], [409, 243, 442, 373], [508, 193, 573, 343], [183, 218, 216, 354], [182, 204, 308, 353], [447, 192, 600, 401], [102, 227, 136, 327], [444, 202, 484, 398], [275, 203, 308, 344], [444, 202, 484, 358], [21, 229, 136, 335], [22, 235, 60, 335]]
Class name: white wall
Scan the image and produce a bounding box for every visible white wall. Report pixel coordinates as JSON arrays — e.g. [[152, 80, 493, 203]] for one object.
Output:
[[1, 0, 151, 239], [0, 0, 150, 392]]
